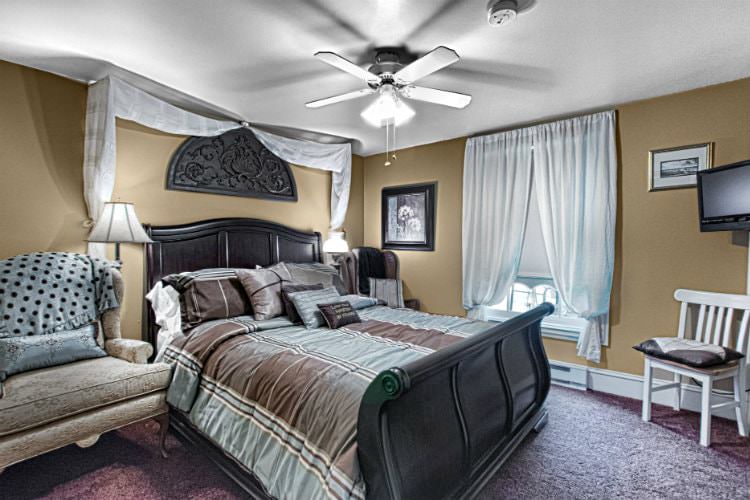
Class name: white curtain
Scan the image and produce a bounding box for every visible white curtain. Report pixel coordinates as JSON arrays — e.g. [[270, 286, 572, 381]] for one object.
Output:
[[462, 129, 534, 320], [533, 111, 617, 363], [83, 76, 351, 256]]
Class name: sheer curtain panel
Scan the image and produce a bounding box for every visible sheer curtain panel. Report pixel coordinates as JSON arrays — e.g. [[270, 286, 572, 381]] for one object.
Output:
[[533, 111, 617, 362], [462, 129, 534, 320]]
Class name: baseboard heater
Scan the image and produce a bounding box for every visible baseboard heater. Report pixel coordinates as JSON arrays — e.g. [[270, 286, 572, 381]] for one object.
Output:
[[549, 361, 588, 390]]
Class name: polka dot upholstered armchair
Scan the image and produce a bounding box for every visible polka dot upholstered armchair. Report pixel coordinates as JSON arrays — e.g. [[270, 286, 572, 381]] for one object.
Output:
[[0, 253, 170, 473]]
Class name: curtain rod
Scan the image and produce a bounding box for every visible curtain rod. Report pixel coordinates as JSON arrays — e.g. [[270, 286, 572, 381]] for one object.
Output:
[[468, 107, 616, 139]]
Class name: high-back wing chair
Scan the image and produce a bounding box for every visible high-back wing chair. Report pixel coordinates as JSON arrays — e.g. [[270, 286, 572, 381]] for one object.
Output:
[[342, 247, 419, 310], [640, 289, 749, 447]]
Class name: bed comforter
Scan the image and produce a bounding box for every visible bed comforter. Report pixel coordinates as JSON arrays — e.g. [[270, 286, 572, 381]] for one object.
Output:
[[162, 304, 493, 500]]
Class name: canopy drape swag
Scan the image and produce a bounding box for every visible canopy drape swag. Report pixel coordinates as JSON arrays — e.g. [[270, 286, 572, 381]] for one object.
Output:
[[83, 76, 351, 257]]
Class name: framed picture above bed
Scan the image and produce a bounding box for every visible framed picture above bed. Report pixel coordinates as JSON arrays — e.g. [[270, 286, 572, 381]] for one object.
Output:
[[648, 143, 713, 191], [381, 182, 436, 251]]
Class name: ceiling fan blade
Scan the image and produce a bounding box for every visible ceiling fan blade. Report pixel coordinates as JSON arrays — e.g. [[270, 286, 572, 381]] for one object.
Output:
[[314, 51, 380, 83], [400, 85, 472, 108], [394, 46, 460, 84], [305, 88, 375, 108]]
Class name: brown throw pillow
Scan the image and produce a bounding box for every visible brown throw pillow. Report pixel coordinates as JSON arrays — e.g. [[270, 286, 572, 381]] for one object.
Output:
[[317, 301, 361, 329], [181, 277, 251, 328], [281, 284, 324, 323], [237, 263, 292, 320]]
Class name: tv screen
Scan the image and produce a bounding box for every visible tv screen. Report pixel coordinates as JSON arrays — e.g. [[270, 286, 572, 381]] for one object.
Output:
[[698, 160, 750, 232]]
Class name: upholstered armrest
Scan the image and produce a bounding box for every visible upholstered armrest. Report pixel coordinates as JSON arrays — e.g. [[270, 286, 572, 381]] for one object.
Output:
[[105, 339, 153, 364]]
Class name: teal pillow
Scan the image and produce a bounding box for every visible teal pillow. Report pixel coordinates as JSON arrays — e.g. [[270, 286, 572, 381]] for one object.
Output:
[[287, 287, 342, 328], [0, 323, 106, 397]]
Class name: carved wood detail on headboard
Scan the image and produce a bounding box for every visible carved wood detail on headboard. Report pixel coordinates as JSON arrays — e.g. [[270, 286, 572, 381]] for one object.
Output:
[[142, 217, 322, 346]]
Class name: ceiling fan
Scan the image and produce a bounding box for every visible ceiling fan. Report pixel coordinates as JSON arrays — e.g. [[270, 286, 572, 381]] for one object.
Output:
[[305, 46, 472, 127]]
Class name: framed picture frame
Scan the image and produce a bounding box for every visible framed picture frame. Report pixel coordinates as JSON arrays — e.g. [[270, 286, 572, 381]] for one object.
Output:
[[381, 182, 436, 251], [648, 143, 713, 191]]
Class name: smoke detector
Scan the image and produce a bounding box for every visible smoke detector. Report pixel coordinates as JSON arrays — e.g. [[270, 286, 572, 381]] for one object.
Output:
[[488, 0, 518, 26], [487, 0, 534, 26]]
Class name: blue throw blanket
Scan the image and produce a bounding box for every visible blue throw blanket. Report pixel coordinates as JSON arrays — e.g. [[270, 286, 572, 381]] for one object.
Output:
[[0, 252, 120, 338]]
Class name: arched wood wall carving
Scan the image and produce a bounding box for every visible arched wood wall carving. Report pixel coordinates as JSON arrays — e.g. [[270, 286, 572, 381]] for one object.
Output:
[[166, 128, 297, 201]]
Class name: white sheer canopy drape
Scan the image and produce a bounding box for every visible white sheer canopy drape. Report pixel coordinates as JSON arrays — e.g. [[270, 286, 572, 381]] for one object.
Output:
[[83, 76, 351, 257], [462, 129, 534, 320], [533, 111, 617, 363]]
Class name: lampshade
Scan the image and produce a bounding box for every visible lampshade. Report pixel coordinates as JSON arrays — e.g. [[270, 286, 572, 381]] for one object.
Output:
[[360, 85, 415, 128], [87, 202, 153, 244], [322, 231, 349, 253]]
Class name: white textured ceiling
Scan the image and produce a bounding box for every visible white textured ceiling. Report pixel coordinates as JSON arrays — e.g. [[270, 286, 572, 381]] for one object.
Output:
[[1, 0, 749, 155]]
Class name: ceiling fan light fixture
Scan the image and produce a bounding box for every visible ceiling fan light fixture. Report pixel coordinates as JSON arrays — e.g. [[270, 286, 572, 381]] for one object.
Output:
[[360, 85, 415, 127]]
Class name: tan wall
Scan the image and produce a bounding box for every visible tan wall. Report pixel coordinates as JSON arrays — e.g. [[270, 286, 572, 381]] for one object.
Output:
[[363, 138, 466, 316], [363, 78, 750, 375], [0, 61, 88, 258]]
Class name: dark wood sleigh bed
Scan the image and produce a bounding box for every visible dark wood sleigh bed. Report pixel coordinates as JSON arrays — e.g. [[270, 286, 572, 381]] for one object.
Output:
[[142, 217, 552, 500]]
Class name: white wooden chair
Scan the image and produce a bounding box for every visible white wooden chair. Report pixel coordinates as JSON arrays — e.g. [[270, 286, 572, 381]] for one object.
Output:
[[641, 289, 749, 447]]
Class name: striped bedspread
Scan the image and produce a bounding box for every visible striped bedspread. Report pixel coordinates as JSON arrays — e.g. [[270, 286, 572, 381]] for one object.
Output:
[[162, 305, 493, 500]]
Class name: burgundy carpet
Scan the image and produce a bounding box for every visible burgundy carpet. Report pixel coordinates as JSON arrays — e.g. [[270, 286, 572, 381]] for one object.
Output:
[[1, 387, 748, 500]]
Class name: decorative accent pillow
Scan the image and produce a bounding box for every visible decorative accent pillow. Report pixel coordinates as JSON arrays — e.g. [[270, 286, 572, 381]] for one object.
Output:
[[317, 301, 361, 329], [0, 323, 106, 398], [179, 275, 251, 328], [368, 278, 405, 308], [281, 283, 324, 323], [287, 287, 342, 329], [284, 262, 346, 294], [633, 337, 744, 368], [237, 263, 292, 320]]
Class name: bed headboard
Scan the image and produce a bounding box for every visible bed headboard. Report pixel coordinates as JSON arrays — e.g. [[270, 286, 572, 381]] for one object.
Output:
[[142, 217, 322, 346]]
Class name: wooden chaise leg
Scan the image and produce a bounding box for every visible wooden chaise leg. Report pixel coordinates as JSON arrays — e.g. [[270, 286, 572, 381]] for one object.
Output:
[[155, 413, 170, 458]]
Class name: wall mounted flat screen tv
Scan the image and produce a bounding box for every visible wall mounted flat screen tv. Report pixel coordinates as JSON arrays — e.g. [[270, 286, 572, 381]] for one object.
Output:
[[697, 159, 750, 232]]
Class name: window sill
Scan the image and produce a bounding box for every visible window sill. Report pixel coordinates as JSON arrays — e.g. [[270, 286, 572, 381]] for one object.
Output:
[[484, 309, 587, 343]]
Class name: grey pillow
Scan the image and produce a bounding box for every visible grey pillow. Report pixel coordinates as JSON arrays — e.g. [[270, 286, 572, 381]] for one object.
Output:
[[633, 337, 744, 368], [284, 262, 346, 294], [0, 323, 106, 398], [287, 287, 342, 328], [237, 263, 292, 321]]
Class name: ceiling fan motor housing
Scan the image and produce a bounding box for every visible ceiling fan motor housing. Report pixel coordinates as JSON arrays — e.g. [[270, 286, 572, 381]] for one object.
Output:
[[368, 49, 405, 82]]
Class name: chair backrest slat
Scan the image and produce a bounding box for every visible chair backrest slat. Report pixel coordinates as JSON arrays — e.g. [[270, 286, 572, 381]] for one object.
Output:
[[695, 304, 706, 342], [673, 289, 750, 354], [722, 308, 734, 347], [677, 302, 688, 340], [712, 306, 725, 345]]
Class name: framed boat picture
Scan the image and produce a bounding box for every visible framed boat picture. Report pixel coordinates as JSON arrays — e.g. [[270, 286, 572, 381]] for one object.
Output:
[[648, 143, 713, 191], [381, 182, 436, 251]]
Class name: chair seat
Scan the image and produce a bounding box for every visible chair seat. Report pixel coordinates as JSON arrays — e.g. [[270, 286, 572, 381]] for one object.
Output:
[[0, 357, 170, 437], [645, 354, 740, 376]]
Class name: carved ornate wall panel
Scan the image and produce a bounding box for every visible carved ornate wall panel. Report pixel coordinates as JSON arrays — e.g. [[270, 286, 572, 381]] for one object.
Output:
[[166, 128, 297, 201]]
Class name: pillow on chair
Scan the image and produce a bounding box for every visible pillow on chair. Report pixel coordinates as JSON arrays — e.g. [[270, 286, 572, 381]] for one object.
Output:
[[368, 278, 404, 308], [0, 323, 106, 398], [633, 337, 744, 368]]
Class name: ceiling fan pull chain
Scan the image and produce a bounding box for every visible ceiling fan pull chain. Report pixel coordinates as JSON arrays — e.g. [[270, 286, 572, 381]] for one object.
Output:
[[384, 121, 391, 166], [392, 124, 398, 163]]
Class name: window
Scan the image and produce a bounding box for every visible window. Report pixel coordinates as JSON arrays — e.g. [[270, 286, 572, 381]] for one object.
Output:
[[485, 186, 588, 341]]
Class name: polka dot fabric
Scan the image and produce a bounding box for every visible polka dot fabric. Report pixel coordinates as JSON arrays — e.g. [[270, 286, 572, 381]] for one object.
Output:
[[0, 252, 120, 338]]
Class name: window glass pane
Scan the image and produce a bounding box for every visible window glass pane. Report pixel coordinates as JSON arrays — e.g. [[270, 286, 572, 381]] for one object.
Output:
[[510, 283, 532, 312]]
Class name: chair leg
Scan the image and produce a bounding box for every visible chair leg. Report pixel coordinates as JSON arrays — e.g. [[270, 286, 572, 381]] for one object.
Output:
[[672, 372, 681, 411], [642, 358, 653, 422], [734, 366, 748, 437], [700, 376, 713, 447], [155, 413, 170, 459]]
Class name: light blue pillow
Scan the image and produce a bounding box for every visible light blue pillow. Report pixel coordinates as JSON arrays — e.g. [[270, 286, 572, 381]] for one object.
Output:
[[288, 287, 342, 328], [0, 323, 106, 397]]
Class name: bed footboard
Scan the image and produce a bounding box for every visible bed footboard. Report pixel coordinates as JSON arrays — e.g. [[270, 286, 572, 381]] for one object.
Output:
[[357, 303, 553, 500]]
